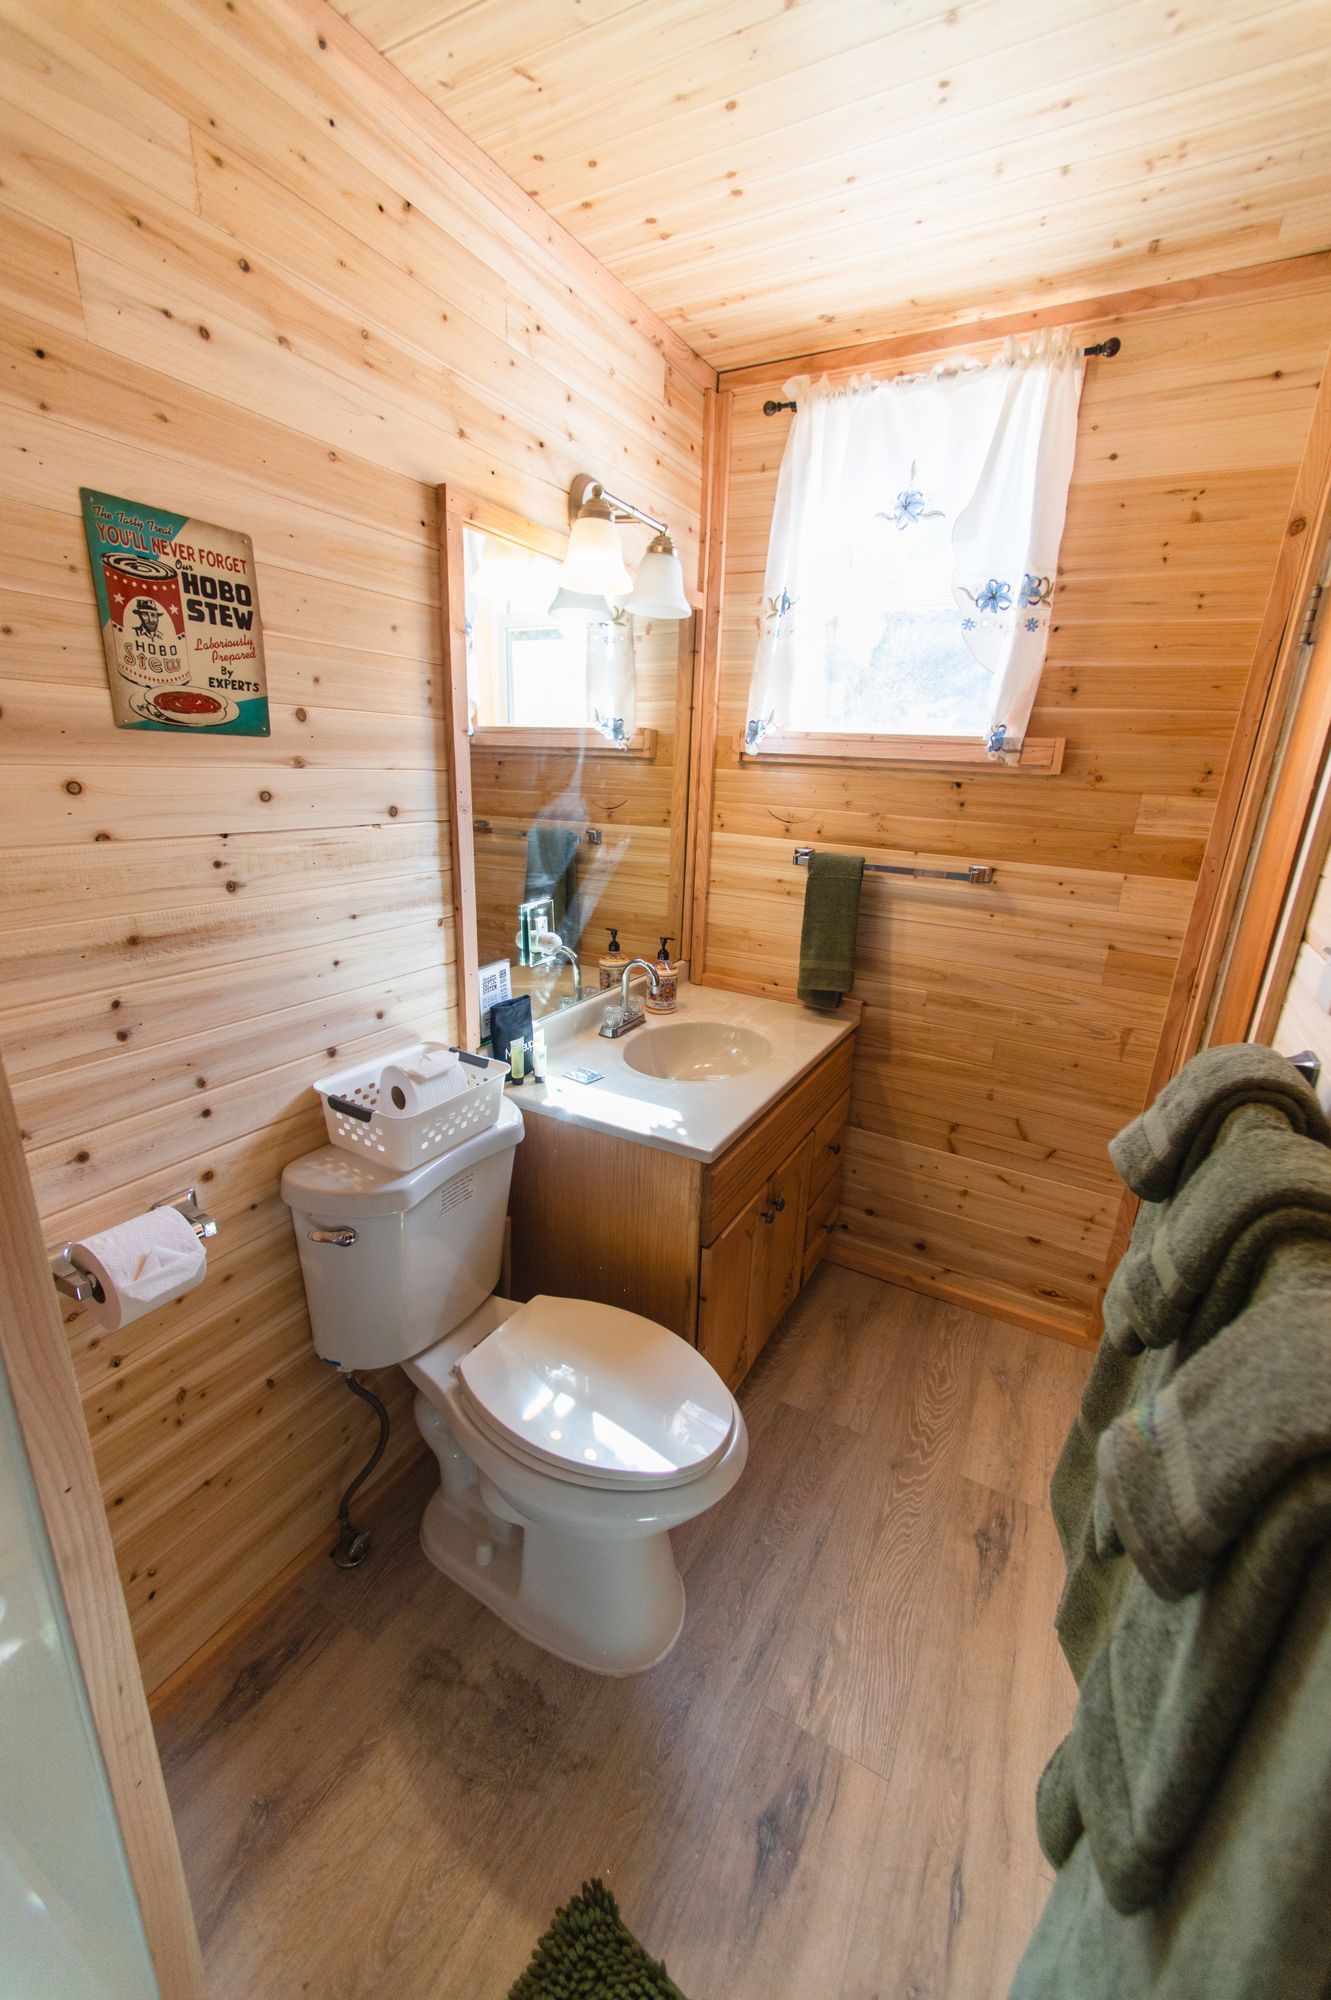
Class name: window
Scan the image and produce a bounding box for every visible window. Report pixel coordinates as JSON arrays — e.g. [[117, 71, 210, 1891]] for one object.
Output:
[[746, 333, 1083, 764]]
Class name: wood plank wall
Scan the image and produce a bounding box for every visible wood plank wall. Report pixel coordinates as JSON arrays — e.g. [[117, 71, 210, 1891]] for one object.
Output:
[[698, 282, 1331, 1344], [0, 0, 706, 1692]]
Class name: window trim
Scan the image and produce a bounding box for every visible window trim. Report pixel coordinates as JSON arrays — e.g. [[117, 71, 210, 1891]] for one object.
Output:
[[471, 724, 659, 760], [735, 730, 1065, 774]]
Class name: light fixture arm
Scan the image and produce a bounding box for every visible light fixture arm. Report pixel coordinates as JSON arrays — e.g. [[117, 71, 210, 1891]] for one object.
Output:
[[567, 472, 667, 540]]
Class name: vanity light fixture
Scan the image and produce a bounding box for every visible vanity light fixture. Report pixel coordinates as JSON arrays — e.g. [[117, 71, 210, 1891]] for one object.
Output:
[[547, 585, 611, 623], [560, 476, 633, 597], [558, 474, 691, 617], [620, 530, 691, 620]]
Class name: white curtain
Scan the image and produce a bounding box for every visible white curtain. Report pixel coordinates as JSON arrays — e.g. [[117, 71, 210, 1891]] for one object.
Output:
[[746, 332, 1083, 753]]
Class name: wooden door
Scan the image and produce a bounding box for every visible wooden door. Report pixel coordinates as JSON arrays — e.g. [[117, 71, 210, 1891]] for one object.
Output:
[[698, 1191, 761, 1390], [749, 1133, 814, 1355]]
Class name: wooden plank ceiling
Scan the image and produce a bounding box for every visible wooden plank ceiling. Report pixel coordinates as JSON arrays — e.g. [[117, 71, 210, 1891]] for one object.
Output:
[[330, 0, 1331, 369]]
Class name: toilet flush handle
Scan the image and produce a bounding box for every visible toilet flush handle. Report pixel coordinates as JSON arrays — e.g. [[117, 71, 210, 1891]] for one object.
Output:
[[308, 1227, 357, 1247]]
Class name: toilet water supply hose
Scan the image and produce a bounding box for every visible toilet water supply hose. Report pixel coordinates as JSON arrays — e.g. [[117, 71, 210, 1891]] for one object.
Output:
[[328, 1367, 391, 1568]]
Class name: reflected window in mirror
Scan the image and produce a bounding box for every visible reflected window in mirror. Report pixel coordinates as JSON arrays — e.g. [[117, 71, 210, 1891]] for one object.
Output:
[[465, 529, 635, 743]]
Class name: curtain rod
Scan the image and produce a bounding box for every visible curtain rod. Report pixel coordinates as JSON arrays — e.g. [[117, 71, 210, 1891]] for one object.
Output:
[[762, 336, 1121, 415]]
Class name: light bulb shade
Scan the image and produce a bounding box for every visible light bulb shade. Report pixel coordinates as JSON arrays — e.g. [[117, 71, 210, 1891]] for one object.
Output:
[[620, 543, 691, 620], [547, 586, 610, 624], [559, 506, 632, 596]]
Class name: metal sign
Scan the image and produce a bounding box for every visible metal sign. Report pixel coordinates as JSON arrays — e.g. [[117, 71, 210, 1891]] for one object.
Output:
[[80, 487, 271, 735]]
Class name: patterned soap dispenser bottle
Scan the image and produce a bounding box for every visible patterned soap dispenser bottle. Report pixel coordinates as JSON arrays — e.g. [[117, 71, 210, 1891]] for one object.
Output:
[[645, 936, 678, 1014], [598, 926, 627, 992]]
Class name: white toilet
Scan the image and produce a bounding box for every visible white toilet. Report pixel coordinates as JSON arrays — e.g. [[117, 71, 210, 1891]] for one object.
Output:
[[281, 1097, 747, 1674]]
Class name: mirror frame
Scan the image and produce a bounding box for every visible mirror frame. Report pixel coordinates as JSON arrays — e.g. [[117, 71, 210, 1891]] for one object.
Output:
[[437, 483, 699, 1050]]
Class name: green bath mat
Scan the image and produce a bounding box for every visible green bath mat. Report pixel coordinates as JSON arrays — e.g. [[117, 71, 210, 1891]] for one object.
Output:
[[507, 1880, 687, 1999]]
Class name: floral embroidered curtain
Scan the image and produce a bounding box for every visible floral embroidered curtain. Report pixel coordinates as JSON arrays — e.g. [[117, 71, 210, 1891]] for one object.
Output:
[[745, 333, 1084, 753]]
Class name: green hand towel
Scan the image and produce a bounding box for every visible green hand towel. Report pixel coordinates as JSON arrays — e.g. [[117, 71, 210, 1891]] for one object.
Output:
[[1108, 1041, 1329, 1203], [797, 851, 863, 1011]]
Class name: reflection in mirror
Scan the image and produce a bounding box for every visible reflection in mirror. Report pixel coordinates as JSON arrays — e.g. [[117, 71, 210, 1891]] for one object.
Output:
[[457, 513, 694, 1039]]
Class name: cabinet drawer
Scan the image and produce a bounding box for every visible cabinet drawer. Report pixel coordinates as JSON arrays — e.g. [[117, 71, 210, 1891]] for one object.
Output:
[[700, 1037, 853, 1245]]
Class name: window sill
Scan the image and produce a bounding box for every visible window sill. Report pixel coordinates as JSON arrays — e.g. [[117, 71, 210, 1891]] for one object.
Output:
[[735, 731, 1065, 775], [471, 725, 658, 760]]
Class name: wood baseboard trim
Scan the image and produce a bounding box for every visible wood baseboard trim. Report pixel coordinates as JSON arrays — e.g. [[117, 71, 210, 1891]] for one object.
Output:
[[148, 1441, 428, 1716], [824, 1234, 1097, 1351]]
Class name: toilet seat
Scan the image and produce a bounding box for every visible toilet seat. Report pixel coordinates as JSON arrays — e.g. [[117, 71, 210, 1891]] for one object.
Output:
[[454, 1294, 736, 1491]]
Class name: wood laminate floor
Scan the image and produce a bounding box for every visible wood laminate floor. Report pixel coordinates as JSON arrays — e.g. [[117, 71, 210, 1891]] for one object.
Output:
[[155, 1267, 1090, 1999]]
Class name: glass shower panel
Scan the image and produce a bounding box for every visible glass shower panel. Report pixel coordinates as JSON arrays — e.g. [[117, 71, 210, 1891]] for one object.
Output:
[[0, 1349, 159, 1998]]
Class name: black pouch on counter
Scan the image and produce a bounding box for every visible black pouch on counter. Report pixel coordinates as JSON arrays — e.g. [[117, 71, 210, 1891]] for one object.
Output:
[[489, 995, 534, 1077]]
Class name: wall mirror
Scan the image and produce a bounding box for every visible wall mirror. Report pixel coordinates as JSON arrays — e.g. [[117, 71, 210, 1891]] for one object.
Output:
[[438, 487, 696, 1049]]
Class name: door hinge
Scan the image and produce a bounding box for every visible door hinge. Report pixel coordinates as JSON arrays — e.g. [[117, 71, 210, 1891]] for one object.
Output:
[[1301, 582, 1325, 651]]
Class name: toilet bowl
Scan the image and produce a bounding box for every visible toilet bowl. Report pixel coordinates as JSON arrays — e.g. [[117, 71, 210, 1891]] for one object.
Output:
[[281, 1096, 747, 1674]]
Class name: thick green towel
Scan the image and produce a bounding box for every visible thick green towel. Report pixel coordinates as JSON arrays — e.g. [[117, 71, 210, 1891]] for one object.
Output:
[[1049, 1197, 1164, 1683], [1095, 1277, 1331, 1598], [1010, 1539, 1331, 1998], [1102, 1115, 1331, 1354], [1108, 1040, 1329, 1202], [1036, 1462, 1331, 1916], [797, 851, 863, 1011]]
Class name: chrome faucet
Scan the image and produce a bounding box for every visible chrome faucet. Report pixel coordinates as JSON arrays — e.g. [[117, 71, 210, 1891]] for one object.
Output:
[[598, 958, 661, 1038], [540, 941, 582, 1000]]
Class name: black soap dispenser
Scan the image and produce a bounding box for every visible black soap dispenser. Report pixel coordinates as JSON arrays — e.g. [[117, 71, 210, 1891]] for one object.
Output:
[[598, 926, 627, 991], [645, 936, 678, 1013]]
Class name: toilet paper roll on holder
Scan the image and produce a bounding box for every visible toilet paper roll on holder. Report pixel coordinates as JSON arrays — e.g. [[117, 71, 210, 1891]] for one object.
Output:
[[49, 1186, 218, 1303]]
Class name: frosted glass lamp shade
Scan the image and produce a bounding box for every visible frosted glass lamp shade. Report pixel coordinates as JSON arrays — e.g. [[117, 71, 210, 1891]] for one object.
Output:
[[560, 501, 632, 596], [547, 586, 610, 623], [621, 537, 691, 619]]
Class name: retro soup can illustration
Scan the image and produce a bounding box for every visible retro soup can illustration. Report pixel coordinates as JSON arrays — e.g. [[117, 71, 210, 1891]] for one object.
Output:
[[81, 488, 271, 735]]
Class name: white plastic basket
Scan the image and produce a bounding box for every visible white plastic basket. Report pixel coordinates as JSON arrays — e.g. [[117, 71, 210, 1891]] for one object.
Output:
[[313, 1042, 508, 1170]]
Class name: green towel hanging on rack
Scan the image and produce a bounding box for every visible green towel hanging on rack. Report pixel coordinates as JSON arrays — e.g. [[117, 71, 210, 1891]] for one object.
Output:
[[797, 851, 864, 1011]]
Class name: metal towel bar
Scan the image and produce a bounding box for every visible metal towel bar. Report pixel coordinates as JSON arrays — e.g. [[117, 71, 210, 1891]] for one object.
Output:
[[793, 845, 995, 886]]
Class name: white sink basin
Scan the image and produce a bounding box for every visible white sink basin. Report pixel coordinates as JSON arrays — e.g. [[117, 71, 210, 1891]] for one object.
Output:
[[622, 1020, 772, 1082]]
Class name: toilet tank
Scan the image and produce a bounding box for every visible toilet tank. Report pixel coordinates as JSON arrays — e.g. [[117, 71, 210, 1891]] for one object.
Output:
[[281, 1095, 524, 1370]]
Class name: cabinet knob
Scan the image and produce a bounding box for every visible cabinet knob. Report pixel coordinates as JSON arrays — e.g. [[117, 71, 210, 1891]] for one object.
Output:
[[828, 1140, 842, 1155], [760, 1208, 775, 1225], [771, 1194, 786, 1212]]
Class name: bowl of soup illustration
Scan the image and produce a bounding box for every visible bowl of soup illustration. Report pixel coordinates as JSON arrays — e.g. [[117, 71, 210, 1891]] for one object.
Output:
[[150, 689, 231, 726]]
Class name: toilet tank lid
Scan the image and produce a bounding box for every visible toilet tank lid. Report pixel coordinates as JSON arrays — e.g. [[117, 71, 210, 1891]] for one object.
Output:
[[281, 1093, 523, 1218]]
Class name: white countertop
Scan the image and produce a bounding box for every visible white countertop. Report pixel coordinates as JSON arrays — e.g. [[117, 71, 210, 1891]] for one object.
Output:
[[510, 978, 855, 1163]]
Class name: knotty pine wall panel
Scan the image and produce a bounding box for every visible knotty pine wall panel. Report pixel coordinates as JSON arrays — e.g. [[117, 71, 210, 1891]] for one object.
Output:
[[0, 0, 705, 1691], [701, 285, 1331, 1344]]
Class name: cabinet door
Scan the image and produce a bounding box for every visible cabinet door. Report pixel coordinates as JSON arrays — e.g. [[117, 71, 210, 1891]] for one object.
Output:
[[698, 1196, 761, 1390], [750, 1132, 814, 1354]]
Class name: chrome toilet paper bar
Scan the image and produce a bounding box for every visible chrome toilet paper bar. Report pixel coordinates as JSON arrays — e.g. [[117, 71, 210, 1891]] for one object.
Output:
[[49, 1186, 218, 1302]]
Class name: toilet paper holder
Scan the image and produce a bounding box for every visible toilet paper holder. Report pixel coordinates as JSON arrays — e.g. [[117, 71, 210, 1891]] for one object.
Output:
[[49, 1186, 218, 1303]]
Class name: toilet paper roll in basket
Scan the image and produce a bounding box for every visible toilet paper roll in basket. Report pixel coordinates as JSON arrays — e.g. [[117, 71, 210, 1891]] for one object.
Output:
[[379, 1046, 466, 1115], [72, 1206, 208, 1331]]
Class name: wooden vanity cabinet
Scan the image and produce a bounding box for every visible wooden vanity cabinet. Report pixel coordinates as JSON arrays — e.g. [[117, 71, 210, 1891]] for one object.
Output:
[[698, 1130, 813, 1389], [509, 1034, 853, 1392]]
